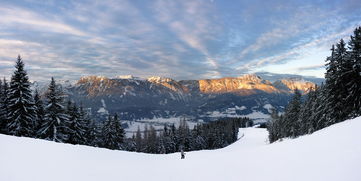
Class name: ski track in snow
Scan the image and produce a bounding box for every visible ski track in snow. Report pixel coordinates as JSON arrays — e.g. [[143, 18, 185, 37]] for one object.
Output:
[[1, 117, 361, 181]]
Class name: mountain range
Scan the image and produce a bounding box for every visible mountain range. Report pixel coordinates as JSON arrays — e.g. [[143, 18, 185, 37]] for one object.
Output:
[[37, 73, 320, 125]]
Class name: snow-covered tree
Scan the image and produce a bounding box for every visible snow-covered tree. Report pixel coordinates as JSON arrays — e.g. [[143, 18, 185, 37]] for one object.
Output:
[[33, 89, 45, 135], [283, 89, 302, 138], [85, 117, 100, 147], [345, 27, 361, 117], [162, 125, 176, 153], [135, 126, 142, 152], [298, 86, 317, 135], [38, 77, 69, 142], [7, 55, 36, 137], [101, 114, 124, 150], [267, 108, 282, 143], [67, 101, 88, 145], [324, 40, 349, 126], [0, 78, 9, 134]]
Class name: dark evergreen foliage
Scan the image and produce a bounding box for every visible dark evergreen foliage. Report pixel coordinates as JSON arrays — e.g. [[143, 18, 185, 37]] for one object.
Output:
[[0, 78, 10, 134], [268, 26, 361, 143], [67, 101, 88, 145], [38, 77, 69, 142], [101, 114, 125, 150], [33, 89, 45, 135], [7, 55, 36, 137], [125, 117, 252, 154]]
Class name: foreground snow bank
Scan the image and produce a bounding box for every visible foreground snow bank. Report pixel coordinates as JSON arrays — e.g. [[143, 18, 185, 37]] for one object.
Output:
[[1, 117, 361, 181]]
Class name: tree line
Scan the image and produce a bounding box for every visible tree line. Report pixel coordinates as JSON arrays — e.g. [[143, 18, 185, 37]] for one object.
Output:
[[123, 117, 252, 154], [0, 56, 125, 149], [0, 56, 252, 153], [267, 26, 361, 143]]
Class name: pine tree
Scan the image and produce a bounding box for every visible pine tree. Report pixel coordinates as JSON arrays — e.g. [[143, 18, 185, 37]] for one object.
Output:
[[135, 126, 142, 152], [0, 78, 9, 134], [85, 118, 100, 147], [324, 40, 348, 126], [113, 114, 125, 146], [148, 125, 157, 153], [67, 101, 87, 145], [102, 114, 124, 150], [143, 124, 149, 152], [267, 108, 281, 142], [298, 86, 317, 135], [313, 84, 328, 130], [283, 89, 302, 138], [38, 77, 69, 142], [7, 55, 36, 137], [0, 79, 4, 133], [345, 27, 361, 117], [33, 89, 45, 135], [162, 125, 176, 153]]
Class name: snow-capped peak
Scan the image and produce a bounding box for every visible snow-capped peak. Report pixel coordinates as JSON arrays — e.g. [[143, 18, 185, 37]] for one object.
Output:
[[147, 76, 174, 83]]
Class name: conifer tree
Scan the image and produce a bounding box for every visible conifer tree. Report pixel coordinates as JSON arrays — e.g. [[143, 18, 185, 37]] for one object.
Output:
[[0, 78, 10, 134], [345, 27, 361, 117], [38, 77, 69, 142], [324, 40, 348, 125], [267, 108, 281, 142], [85, 118, 100, 147], [113, 114, 125, 146], [102, 114, 124, 150], [135, 126, 142, 152], [283, 89, 302, 138], [0, 79, 4, 133], [33, 89, 45, 135], [148, 125, 157, 153], [7, 55, 36, 137], [67, 102, 87, 145], [298, 87, 317, 135]]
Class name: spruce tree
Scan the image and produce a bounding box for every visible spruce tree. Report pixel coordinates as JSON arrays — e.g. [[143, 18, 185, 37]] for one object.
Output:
[[267, 108, 281, 142], [0, 79, 4, 133], [135, 126, 142, 152], [33, 89, 45, 135], [283, 89, 302, 138], [85, 118, 100, 147], [0, 78, 10, 134], [113, 114, 125, 146], [324, 40, 348, 125], [298, 87, 317, 135], [7, 55, 36, 137], [148, 125, 157, 153], [102, 114, 124, 150], [345, 27, 361, 117], [67, 102, 87, 145], [38, 77, 69, 142]]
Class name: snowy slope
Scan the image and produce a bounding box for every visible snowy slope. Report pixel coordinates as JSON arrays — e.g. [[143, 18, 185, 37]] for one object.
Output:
[[1, 117, 361, 181]]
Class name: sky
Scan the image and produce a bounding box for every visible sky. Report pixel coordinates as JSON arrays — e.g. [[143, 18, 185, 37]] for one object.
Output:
[[0, 0, 360, 82]]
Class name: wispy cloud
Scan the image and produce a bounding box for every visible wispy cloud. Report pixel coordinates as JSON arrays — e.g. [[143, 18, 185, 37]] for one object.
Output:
[[0, 7, 88, 37], [296, 64, 325, 71], [0, 0, 360, 81]]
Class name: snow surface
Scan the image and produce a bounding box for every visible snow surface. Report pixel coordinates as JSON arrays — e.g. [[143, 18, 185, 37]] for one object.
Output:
[[1, 117, 361, 181]]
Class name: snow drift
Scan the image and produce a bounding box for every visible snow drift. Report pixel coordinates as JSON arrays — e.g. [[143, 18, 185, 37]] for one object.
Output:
[[1, 117, 361, 181]]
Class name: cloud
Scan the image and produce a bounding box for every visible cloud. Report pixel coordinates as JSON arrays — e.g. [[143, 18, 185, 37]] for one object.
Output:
[[295, 64, 325, 71], [0, 7, 88, 37], [237, 23, 361, 72], [152, 0, 223, 75], [0, 0, 360, 81]]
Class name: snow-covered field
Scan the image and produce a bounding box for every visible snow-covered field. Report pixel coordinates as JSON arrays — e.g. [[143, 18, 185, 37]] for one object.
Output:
[[1, 117, 361, 181]]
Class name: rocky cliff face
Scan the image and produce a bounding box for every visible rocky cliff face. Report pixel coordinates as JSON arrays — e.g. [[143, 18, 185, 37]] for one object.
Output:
[[273, 78, 316, 93], [199, 74, 280, 95]]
